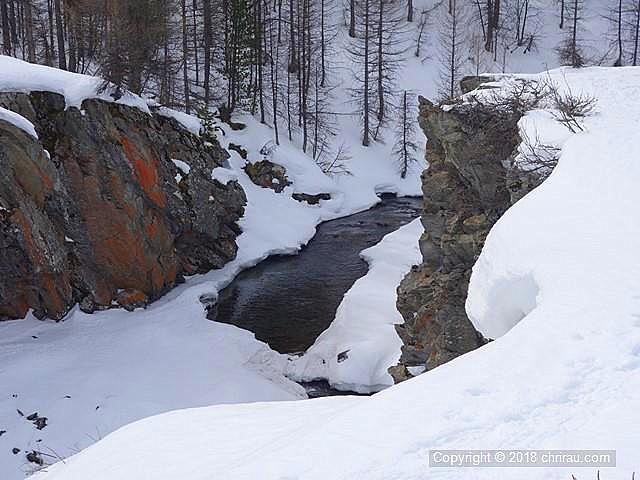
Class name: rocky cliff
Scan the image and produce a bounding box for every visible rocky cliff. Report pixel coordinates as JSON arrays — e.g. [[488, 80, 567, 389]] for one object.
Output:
[[391, 83, 536, 381], [0, 91, 246, 321]]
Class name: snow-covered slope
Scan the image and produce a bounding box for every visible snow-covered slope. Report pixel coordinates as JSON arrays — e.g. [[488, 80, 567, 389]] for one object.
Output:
[[30, 65, 640, 480], [287, 218, 424, 393]]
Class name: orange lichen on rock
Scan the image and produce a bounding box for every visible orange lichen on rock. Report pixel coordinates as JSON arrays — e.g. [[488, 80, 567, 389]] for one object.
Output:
[[121, 137, 166, 208], [9, 210, 71, 318]]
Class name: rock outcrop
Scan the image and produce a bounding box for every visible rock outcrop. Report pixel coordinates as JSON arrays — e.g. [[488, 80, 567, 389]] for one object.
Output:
[[0, 91, 246, 321], [244, 160, 291, 193], [391, 89, 533, 381], [291, 192, 331, 205]]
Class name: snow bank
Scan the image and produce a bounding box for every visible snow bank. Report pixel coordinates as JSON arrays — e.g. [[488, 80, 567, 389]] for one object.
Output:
[[154, 105, 203, 135], [287, 218, 423, 393], [0, 106, 38, 138], [31, 66, 640, 480], [0, 55, 149, 112]]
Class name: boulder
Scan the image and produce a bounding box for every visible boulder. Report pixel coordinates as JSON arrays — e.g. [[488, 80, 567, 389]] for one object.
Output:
[[244, 160, 291, 193]]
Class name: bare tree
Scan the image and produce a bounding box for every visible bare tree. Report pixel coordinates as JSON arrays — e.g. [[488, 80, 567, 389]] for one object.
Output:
[[437, 0, 466, 100], [632, 0, 640, 65], [485, 0, 501, 52], [556, 0, 585, 67], [393, 90, 419, 178], [348, 0, 373, 145]]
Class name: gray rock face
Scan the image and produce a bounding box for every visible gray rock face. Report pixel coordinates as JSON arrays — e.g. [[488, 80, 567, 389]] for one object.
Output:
[[0, 91, 246, 320], [392, 93, 531, 380]]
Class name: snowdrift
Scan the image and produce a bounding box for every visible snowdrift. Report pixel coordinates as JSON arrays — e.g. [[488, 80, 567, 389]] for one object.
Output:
[[30, 66, 640, 480]]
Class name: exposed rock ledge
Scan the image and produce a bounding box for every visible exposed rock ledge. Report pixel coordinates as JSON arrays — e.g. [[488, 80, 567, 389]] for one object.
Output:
[[391, 86, 536, 382], [0, 91, 246, 321]]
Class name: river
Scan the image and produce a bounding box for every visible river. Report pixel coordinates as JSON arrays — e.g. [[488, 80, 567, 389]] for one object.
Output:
[[208, 195, 422, 356]]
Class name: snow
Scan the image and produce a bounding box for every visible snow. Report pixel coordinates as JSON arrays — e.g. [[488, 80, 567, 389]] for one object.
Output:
[[30, 66, 640, 480], [154, 106, 203, 135], [171, 158, 191, 175], [0, 55, 150, 113], [0, 106, 38, 139], [0, 56, 423, 479], [286, 218, 424, 393], [211, 166, 239, 185]]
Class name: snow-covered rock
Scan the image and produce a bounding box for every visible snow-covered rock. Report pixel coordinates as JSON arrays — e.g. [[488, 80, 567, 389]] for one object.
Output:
[[0, 106, 38, 138]]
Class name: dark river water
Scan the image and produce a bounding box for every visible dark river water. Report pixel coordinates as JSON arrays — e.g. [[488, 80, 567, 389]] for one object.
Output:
[[207, 195, 422, 354]]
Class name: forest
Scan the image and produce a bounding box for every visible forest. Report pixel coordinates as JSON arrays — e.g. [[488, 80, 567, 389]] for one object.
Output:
[[0, 0, 639, 162]]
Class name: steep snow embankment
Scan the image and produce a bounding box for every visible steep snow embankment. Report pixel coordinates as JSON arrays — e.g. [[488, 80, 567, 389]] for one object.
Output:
[[30, 66, 640, 480], [0, 57, 422, 479], [286, 218, 424, 393]]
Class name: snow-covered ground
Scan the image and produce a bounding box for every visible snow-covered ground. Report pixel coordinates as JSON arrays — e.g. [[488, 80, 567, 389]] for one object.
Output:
[[29, 65, 640, 480], [286, 218, 423, 393], [0, 56, 422, 479]]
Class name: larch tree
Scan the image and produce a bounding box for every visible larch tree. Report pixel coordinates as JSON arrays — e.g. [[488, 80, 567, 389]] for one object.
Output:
[[437, 0, 466, 100], [392, 90, 419, 178]]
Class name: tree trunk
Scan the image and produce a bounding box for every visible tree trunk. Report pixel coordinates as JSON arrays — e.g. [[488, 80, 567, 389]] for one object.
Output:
[[363, 0, 370, 146], [181, 0, 190, 112], [634, 0, 640, 65], [450, 0, 458, 98], [321, 0, 326, 85], [349, 0, 356, 37], [376, 0, 384, 123], [192, 0, 199, 85], [24, 0, 35, 62], [571, 0, 578, 64], [615, 0, 623, 66], [1, 0, 11, 55], [47, 0, 55, 65], [203, 0, 212, 106], [485, 0, 493, 51], [53, 0, 67, 70]]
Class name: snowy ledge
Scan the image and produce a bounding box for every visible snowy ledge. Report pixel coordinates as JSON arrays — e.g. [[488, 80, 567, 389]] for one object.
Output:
[[0, 56, 150, 113]]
